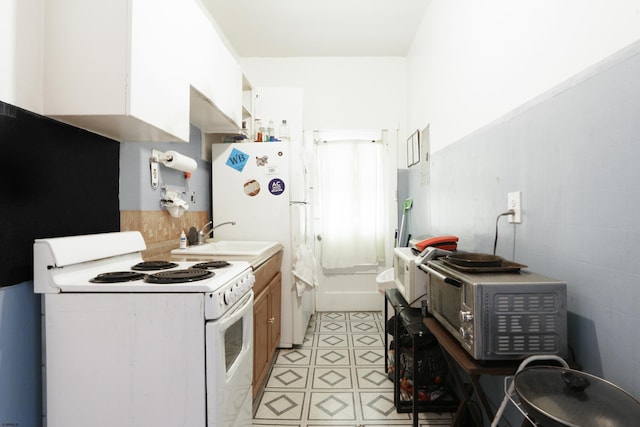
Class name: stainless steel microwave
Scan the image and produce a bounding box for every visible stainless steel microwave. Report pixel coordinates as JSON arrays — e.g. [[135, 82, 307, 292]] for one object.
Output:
[[422, 259, 568, 361]]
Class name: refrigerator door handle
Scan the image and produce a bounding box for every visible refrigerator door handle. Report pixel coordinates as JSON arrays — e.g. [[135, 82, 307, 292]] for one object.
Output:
[[290, 201, 308, 205]]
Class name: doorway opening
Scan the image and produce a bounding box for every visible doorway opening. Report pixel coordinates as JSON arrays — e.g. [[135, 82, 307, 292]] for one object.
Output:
[[312, 130, 391, 311]]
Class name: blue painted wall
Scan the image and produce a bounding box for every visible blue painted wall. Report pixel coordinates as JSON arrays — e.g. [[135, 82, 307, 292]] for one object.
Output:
[[0, 101, 120, 427], [119, 125, 211, 212], [405, 41, 640, 422], [0, 283, 41, 427]]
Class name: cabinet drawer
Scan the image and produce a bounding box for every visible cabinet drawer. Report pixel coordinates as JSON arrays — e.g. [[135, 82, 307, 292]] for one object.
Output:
[[253, 250, 283, 296]]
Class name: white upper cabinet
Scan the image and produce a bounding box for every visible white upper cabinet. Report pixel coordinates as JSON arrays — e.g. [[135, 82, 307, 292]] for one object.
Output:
[[43, 0, 241, 142], [1, 0, 43, 113], [188, 1, 242, 134]]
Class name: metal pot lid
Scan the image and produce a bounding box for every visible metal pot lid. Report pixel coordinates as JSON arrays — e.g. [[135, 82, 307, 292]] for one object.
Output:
[[515, 366, 640, 427]]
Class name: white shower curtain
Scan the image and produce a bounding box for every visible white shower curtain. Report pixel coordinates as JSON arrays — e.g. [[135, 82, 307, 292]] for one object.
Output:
[[316, 138, 385, 270]]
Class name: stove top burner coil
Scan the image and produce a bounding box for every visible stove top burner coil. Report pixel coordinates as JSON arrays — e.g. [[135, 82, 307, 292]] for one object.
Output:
[[190, 261, 230, 270], [90, 271, 146, 283], [131, 261, 179, 271], [144, 269, 214, 284]]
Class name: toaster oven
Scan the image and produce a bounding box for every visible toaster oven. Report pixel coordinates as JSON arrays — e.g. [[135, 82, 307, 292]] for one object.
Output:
[[422, 259, 568, 361]]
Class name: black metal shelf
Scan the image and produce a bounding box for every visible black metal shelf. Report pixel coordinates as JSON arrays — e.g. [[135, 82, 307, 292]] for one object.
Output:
[[384, 288, 458, 426]]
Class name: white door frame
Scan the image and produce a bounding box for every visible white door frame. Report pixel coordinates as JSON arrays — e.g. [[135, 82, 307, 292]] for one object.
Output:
[[309, 129, 396, 312]]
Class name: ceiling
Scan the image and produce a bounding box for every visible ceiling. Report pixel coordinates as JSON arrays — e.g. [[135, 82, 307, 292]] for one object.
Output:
[[199, 0, 431, 57]]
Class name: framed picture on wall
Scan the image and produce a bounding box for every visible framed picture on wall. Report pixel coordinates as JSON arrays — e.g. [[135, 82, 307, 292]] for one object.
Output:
[[407, 129, 420, 167], [421, 124, 430, 185]]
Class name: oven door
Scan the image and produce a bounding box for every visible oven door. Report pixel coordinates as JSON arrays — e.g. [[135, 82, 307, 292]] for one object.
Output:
[[424, 266, 468, 344], [206, 291, 254, 427]]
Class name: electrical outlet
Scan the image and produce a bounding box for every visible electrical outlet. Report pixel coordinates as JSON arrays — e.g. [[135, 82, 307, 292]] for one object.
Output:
[[507, 191, 522, 223]]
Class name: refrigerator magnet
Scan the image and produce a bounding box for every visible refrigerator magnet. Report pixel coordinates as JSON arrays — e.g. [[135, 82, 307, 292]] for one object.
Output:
[[226, 148, 249, 172], [243, 179, 261, 196], [255, 155, 268, 166], [268, 178, 285, 196]]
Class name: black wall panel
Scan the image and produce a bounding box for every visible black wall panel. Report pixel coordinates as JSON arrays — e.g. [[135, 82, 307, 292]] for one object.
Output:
[[0, 101, 120, 286]]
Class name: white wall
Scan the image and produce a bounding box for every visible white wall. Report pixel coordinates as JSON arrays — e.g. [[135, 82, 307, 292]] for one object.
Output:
[[241, 56, 405, 229], [408, 0, 640, 152], [405, 1, 640, 423], [240, 57, 406, 243], [241, 58, 405, 310], [405, 0, 640, 238], [0, 0, 43, 112], [241, 57, 406, 140]]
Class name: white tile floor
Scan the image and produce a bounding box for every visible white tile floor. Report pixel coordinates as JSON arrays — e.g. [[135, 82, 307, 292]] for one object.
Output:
[[253, 311, 454, 427]]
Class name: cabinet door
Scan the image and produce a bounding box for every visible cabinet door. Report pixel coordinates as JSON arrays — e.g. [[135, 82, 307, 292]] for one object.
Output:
[[43, 0, 242, 142], [44, 0, 190, 141], [44, 0, 128, 114], [253, 288, 269, 398], [2, 0, 45, 111], [128, 0, 191, 140], [188, 2, 242, 132], [268, 272, 282, 353]]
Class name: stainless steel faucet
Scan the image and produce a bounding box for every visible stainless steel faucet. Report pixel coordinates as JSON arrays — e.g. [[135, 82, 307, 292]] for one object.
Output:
[[197, 221, 236, 244]]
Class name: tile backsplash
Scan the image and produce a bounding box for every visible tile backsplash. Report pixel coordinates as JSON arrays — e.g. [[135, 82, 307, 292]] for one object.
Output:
[[121, 210, 209, 259]]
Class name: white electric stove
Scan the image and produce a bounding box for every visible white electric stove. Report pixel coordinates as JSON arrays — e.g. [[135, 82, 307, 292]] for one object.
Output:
[[34, 231, 255, 427]]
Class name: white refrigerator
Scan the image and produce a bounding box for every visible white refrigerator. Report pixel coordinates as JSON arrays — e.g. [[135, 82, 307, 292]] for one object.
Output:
[[212, 141, 313, 347]]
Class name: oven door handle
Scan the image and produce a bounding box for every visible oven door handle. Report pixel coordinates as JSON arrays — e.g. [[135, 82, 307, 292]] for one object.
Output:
[[217, 291, 253, 329], [420, 264, 462, 288]]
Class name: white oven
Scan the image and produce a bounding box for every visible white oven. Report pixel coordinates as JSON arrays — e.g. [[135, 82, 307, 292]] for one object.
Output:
[[207, 291, 253, 427], [33, 231, 255, 427]]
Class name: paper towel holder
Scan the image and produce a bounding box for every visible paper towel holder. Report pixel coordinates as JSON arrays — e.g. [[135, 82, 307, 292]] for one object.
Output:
[[150, 149, 197, 189]]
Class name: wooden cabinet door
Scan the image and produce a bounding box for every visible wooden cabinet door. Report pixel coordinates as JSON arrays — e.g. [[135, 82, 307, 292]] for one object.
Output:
[[253, 288, 269, 398], [251, 253, 284, 399], [268, 272, 282, 354]]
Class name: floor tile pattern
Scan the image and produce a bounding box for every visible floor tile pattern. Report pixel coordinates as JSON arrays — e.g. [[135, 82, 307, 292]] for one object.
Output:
[[254, 312, 454, 426]]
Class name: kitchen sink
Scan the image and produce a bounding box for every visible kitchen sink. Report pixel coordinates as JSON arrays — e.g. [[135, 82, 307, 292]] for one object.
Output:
[[171, 240, 279, 256]]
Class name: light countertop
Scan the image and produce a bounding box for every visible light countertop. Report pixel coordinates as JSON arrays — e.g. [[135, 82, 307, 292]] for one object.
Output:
[[149, 242, 284, 270]]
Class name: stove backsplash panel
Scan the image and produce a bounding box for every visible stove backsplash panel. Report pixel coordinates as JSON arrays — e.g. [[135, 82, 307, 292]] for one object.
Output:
[[0, 100, 120, 287]]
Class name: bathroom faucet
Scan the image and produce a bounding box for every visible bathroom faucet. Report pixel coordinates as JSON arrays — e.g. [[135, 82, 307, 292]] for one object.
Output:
[[197, 221, 236, 244]]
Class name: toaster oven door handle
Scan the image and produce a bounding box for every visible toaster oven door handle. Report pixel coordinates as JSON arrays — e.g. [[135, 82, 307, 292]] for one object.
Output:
[[420, 264, 462, 288]]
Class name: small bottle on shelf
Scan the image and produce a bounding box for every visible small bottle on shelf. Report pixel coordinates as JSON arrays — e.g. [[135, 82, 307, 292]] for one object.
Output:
[[279, 119, 289, 140], [254, 118, 263, 142], [240, 120, 250, 140], [266, 120, 274, 141]]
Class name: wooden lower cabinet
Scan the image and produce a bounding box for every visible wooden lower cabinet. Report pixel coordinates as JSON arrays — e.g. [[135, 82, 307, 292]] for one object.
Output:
[[268, 276, 282, 353], [252, 251, 283, 399], [253, 288, 270, 396]]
